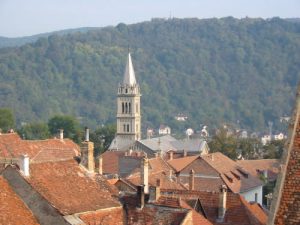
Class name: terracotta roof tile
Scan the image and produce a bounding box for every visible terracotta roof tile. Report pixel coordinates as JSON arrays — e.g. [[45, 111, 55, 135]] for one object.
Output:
[[122, 195, 189, 225], [127, 170, 186, 190], [0, 176, 39, 225], [79, 207, 124, 225], [26, 159, 120, 215], [237, 159, 280, 181], [202, 153, 263, 193], [159, 189, 267, 225], [0, 133, 79, 162], [100, 150, 125, 174], [272, 108, 300, 224], [168, 155, 200, 172]]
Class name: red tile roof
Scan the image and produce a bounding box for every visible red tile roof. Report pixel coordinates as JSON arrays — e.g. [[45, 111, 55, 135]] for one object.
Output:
[[126, 170, 186, 190], [270, 97, 300, 225], [0, 176, 39, 225], [168, 155, 199, 172], [160, 189, 267, 225], [79, 207, 124, 225], [122, 195, 190, 225], [0, 133, 79, 162], [100, 150, 125, 174], [26, 159, 120, 215], [236, 159, 280, 181], [202, 153, 263, 193]]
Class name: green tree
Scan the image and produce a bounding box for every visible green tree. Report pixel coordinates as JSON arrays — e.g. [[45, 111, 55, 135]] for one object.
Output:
[[0, 108, 15, 132], [90, 124, 116, 155], [263, 139, 285, 159], [18, 122, 50, 140], [208, 127, 238, 159], [48, 115, 82, 143]]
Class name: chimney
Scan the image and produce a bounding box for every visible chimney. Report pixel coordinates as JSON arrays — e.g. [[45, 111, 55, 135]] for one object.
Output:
[[189, 169, 195, 191], [85, 127, 89, 142], [183, 149, 187, 157], [149, 179, 161, 202], [59, 129, 64, 140], [98, 155, 103, 175], [168, 151, 173, 160], [80, 131, 95, 172], [137, 185, 145, 209], [19, 154, 30, 177], [218, 185, 227, 221], [141, 156, 149, 194]]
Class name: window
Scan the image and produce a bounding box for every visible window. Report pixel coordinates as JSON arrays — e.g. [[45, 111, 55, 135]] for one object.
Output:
[[123, 124, 126, 132], [127, 124, 130, 132], [122, 102, 124, 113], [128, 103, 131, 113], [125, 103, 128, 113], [254, 193, 258, 203]]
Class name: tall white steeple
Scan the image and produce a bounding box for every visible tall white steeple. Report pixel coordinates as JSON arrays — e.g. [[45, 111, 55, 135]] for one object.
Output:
[[123, 53, 137, 85], [109, 52, 141, 150]]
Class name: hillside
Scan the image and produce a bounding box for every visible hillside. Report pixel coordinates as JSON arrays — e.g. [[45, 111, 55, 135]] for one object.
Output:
[[0, 17, 299, 134]]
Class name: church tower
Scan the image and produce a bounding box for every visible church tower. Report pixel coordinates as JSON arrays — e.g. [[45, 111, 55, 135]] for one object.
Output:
[[109, 53, 141, 150]]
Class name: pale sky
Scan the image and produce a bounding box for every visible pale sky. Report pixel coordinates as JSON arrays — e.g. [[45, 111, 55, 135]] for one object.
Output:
[[0, 0, 299, 37]]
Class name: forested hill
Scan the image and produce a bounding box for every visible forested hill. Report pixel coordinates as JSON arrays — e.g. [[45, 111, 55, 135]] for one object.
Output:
[[0, 17, 299, 133]]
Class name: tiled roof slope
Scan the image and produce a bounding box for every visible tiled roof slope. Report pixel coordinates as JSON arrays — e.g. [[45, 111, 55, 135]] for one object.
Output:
[[0, 133, 79, 162], [100, 150, 126, 174], [161, 189, 267, 225], [202, 152, 263, 193], [237, 159, 280, 181], [127, 170, 186, 190], [79, 207, 124, 225], [0, 176, 39, 225], [269, 86, 300, 225], [122, 195, 189, 225], [168, 155, 199, 171], [26, 159, 121, 215]]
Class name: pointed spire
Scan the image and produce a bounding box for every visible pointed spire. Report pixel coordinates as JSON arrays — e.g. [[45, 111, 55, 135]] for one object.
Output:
[[123, 53, 136, 85]]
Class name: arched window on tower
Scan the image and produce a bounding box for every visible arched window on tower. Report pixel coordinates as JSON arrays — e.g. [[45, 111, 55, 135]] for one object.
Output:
[[128, 103, 131, 113], [127, 124, 130, 132], [122, 102, 125, 113], [125, 103, 128, 114]]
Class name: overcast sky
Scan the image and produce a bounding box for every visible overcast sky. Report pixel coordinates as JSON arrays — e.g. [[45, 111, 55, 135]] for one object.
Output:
[[0, 0, 299, 37]]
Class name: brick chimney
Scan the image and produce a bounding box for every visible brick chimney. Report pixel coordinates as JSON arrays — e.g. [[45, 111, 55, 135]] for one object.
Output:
[[189, 169, 195, 190], [218, 185, 228, 221], [80, 127, 95, 172], [98, 155, 103, 175], [19, 154, 30, 177], [59, 129, 64, 140], [141, 156, 149, 194]]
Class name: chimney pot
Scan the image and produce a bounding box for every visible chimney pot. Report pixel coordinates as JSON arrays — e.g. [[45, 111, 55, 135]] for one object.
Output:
[[98, 155, 103, 175], [141, 157, 149, 194], [19, 154, 30, 177], [168, 151, 173, 160], [85, 127, 89, 142], [183, 149, 187, 157], [189, 169, 195, 191], [218, 185, 228, 221], [59, 129, 64, 140]]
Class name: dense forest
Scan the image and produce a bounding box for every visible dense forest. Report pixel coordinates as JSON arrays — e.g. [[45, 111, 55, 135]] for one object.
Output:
[[0, 17, 299, 135]]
